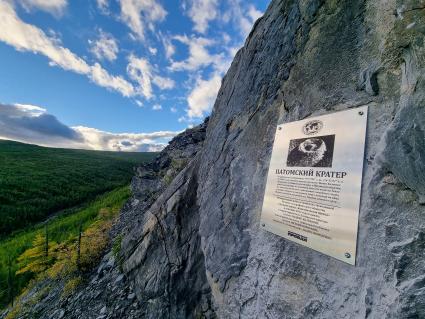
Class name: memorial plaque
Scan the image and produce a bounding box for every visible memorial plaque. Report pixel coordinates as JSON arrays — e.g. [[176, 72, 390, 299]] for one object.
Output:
[[261, 106, 368, 265]]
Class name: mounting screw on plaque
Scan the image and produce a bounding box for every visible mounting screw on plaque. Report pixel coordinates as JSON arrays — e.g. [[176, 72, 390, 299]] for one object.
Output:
[[278, 126, 282, 130], [358, 111, 364, 115], [345, 252, 351, 258], [262, 223, 265, 227]]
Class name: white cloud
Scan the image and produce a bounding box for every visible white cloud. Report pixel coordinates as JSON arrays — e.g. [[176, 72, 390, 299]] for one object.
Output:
[[168, 35, 236, 120], [169, 35, 224, 71], [0, 102, 179, 152], [152, 104, 162, 110], [247, 5, 262, 22], [0, 102, 83, 148], [228, 45, 240, 59], [0, 2, 136, 97], [18, 0, 67, 16], [135, 100, 143, 107], [160, 33, 175, 59], [127, 55, 154, 99], [152, 75, 175, 90], [89, 30, 119, 62], [222, 33, 231, 44], [227, 1, 263, 39], [90, 63, 135, 96], [177, 2, 263, 121], [73, 126, 176, 151], [0, 2, 89, 73], [127, 54, 174, 99], [169, 34, 235, 120], [170, 106, 177, 113], [187, 73, 221, 118], [119, 0, 167, 40], [186, 0, 219, 34], [148, 46, 157, 55], [13, 103, 47, 115]]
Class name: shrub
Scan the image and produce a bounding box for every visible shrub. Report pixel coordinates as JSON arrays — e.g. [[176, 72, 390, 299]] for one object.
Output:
[[112, 234, 123, 260], [78, 221, 112, 271], [61, 276, 83, 299], [15, 234, 57, 277]]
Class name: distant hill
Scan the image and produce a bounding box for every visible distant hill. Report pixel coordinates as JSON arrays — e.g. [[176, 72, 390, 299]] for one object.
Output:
[[0, 139, 157, 237]]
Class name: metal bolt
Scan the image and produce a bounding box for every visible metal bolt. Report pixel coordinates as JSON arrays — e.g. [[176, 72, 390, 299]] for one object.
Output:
[[278, 127, 282, 130], [358, 111, 364, 116], [345, 252, 351, 258], [262, 223, 266, 227]]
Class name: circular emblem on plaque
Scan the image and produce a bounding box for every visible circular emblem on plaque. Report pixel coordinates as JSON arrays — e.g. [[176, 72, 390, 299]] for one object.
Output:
[[302, 120, 323, 135]]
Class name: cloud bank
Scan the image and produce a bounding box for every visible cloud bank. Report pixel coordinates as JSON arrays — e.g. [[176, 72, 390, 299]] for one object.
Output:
[[0, 1, 136, 97], [0, 103, 179, 152], [175, 1, 264, 120], [0, 0, 265, 127], [0, 1, 174, 101]]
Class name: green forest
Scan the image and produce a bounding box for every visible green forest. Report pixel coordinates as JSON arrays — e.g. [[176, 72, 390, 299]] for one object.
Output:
[[0, 140, 156, 237], [0, 140, 157, 310]]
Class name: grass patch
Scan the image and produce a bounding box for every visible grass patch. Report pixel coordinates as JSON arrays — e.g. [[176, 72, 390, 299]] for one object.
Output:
[[0, 186, 131, 308]]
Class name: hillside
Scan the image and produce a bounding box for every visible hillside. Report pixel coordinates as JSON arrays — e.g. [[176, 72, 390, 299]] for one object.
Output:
[[0, 140, 156, 237], [0, 186, 130, 309], [0, 120, 208, 318]]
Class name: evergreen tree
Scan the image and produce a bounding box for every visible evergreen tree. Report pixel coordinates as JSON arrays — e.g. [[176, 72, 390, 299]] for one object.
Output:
[[15, 234, 56, 276]]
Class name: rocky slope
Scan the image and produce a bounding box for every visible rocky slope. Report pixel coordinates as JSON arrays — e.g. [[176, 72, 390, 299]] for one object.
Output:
[[121, 0, 425, 318], [1, 119, 208, 319], [7, 0, 425, 318]]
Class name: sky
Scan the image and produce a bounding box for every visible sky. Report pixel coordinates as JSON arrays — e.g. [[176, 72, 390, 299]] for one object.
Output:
[[0, 0, 269, 151]]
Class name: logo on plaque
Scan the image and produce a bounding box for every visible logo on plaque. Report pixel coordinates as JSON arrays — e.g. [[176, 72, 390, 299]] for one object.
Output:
[[302, 119, 323, 135], [261, 107, 367, 265]]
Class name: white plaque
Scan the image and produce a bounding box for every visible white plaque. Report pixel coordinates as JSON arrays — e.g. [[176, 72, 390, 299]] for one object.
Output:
[[261, 106, 367, 265]]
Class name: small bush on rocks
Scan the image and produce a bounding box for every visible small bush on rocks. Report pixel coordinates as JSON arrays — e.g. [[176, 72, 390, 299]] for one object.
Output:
[[61, 276, 83, 299]]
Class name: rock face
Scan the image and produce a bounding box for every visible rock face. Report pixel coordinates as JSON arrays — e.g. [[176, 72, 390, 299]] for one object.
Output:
[[0, 120, 208, 319], [14, 1, 422, 318], [122, 0, 425, 318], [113, 118, 208, 238]]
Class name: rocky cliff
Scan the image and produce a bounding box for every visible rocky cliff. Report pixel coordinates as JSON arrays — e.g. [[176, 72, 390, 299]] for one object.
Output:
[[121, 0, 425, 318], [8, 0, 425, 318], [1, 120, 208, 319]]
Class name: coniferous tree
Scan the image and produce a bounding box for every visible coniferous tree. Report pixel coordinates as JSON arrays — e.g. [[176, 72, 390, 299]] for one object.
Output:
[[16, 233, 56, 276], [7, 256, 14, 306], [76, 223, 82, 271]]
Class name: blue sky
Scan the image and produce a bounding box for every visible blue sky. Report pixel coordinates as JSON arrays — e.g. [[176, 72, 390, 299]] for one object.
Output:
[[0, 0, 269, 151]]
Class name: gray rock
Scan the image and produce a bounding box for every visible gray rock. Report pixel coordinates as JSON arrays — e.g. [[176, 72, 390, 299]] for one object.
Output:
[[122, 160, 215, 319], [114, 275, 124, 284], [90, 276, 99, 284], [6, 0, 425, 319], [106, 257, 115, 269], [97, 263, 105, 275], [121, 0, 425, 318]]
